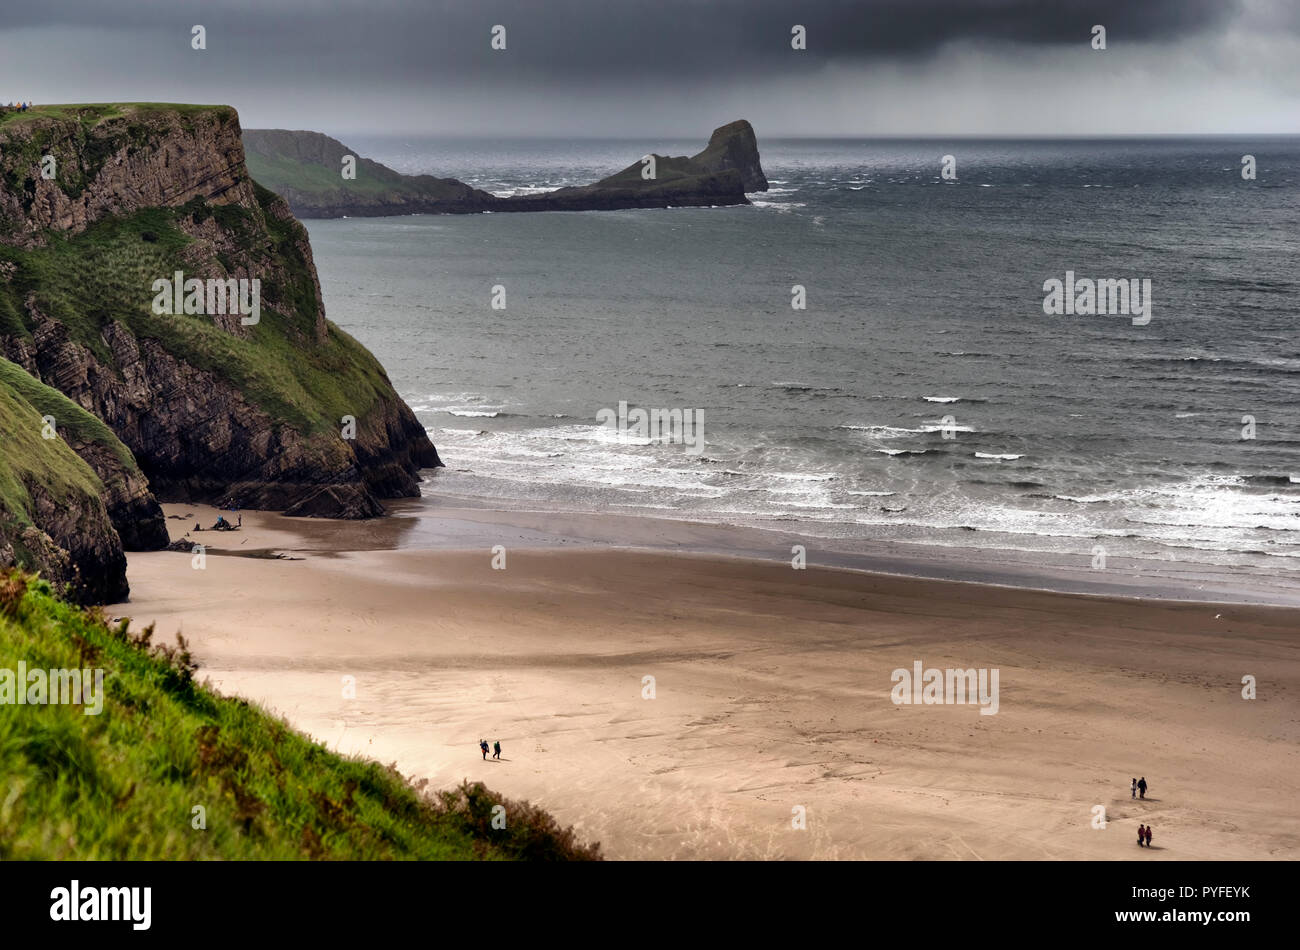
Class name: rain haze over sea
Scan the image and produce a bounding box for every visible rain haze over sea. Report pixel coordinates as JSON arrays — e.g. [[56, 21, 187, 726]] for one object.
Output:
[[304, 136, 1300, 587]]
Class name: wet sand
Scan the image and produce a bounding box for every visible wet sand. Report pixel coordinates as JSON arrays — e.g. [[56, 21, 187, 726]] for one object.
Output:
[[113, 503, 1300, 859]]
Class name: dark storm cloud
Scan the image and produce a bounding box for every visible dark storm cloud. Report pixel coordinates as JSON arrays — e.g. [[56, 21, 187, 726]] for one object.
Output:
[[2, 0, 1295, 135], [2, 0, 1253, 81]]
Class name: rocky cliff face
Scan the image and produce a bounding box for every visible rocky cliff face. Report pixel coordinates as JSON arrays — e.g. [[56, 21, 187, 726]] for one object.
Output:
[[0, 106, 255, 244], [0, 104, 441, 524], [243, 120, 769, 218], [689, 120, 769, 192]]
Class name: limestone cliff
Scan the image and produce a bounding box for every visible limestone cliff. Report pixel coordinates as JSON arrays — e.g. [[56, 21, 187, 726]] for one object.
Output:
[[0, 104, 441, 524]]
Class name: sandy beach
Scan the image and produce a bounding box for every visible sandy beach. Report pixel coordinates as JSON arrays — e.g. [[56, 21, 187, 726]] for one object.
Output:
[[112, 503, 1300, 859]]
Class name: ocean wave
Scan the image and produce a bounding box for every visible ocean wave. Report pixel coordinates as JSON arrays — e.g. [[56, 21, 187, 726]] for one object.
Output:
[[769, 472, 837, 482], [974, 453, 1024, 460], [838, 424, 921, 436], [445, 409, 500, 418]]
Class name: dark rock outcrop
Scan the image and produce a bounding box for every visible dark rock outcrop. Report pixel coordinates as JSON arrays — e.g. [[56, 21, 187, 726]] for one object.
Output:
[[243, 120, 769, 219], [690, 120, 769, 192]]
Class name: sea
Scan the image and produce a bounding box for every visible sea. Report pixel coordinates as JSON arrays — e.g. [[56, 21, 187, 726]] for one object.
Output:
[[300, 135, 1300, 589]]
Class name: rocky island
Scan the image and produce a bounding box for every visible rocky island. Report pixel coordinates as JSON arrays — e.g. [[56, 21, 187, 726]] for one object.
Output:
[[242, 119, 768, 218]]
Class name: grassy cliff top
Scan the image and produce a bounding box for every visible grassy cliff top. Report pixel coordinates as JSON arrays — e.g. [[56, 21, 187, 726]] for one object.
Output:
[[0, 571, 601, 859], [0, 103, 232, 131]]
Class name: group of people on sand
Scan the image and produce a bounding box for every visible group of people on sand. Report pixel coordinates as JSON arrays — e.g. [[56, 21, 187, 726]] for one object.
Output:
[[1130, 777, 1154, 848], [479, 739, 501, 760]]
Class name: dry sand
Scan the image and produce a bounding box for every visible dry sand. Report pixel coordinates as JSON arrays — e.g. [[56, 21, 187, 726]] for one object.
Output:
[[113, 503, 1300, 859]]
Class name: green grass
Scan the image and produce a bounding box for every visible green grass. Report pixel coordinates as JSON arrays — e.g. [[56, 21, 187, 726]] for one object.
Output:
[[0, 571, 601, 860], [244, 151, 404, 197]]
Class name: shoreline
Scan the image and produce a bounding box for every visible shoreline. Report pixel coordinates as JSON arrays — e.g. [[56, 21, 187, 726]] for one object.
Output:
[[111, 502, 1300, 859], [173, 493, 1300, 608]]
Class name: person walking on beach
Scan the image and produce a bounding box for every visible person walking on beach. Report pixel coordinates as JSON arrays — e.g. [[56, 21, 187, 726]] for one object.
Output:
[[493, 740, 501, 760], [1137, 824, 1146, 847], [1144, 826, 1153, 847], [1138, 777, 1148, 800], [1131, 778, 1137, 799], [479, 739, 488, 760]]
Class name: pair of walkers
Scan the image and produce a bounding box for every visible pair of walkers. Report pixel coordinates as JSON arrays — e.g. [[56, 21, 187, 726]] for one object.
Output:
[[479, 738, 501, 760], [1130, 777, 1147, 799], [1136, 824, 1154, 847]]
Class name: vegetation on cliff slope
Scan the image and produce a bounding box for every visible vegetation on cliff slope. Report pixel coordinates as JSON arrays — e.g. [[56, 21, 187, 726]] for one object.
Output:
[[0, 363, 105, 525], [0, 362, 128, 603], [0, 187, 391, 437], [0, 356, 137, 472], [0, 571, 601, 860]]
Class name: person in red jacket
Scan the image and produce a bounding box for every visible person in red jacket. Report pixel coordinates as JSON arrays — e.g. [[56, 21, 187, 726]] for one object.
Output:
[[1137, 824, 1146, 846], [1144, 826, 1153, 847]]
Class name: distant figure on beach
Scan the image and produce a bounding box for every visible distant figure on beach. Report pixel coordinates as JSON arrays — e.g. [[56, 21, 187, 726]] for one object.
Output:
[[1138, 777, 1148, 799], [1137, 824, 1146, 846], [1144, 826, 1153, 847], [493, 740, 501, 760], [479, 739, 488, 760], [1131, 778, 1137, 799], [237, 514, 242, 528]]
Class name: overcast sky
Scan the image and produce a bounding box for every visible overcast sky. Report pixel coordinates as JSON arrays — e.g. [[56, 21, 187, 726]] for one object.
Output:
[[2, 0, 1297, 138]]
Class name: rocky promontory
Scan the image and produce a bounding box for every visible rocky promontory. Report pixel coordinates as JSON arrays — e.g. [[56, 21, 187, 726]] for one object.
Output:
[[0, 103, 441, 545], [242, 120, 769, 218]]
